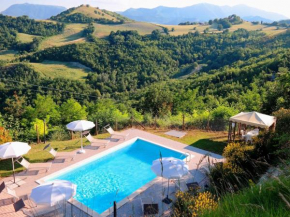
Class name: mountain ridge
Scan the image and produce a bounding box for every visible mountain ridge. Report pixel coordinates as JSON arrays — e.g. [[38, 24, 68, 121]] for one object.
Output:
[[1, 3, 66, 20], [121, 3, 288, 24]]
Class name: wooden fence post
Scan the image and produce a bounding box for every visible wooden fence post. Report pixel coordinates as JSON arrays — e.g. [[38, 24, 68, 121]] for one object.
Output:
[[115, 118, 118, 131], [95, 120, 98, 135], [182, 113, 185, 131]]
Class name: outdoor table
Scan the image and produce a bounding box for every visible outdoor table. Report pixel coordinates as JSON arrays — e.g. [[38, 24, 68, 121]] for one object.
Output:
[[245, 129, 259, 142]]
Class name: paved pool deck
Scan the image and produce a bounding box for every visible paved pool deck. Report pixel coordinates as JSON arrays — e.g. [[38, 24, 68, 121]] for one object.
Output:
[[0, 129, 224, 217]]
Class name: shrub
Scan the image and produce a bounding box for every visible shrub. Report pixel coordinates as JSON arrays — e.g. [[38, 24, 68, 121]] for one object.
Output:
[[0, 126, 12, 143], [273, 108, 290, 134], [173, 191, 218, 217]]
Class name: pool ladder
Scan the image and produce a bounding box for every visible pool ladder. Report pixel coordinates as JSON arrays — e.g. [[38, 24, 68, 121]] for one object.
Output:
[[183, 152, 192, 163]]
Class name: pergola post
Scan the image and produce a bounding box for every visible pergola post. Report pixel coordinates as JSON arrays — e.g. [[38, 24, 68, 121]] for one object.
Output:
[[228, 121, 232, 142], [233, 122, 237, 142]]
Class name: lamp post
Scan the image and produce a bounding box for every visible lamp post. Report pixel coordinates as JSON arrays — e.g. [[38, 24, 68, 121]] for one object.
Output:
[[43, 119, 46, 144]]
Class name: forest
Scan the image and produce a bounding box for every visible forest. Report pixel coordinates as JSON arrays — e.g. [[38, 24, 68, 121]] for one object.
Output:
[[0, 13, 289, 144]]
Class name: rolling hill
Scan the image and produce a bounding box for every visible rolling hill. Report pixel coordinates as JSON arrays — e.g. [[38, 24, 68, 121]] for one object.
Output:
[[1, 3, 66, 19], [120, 3, 288, 24]]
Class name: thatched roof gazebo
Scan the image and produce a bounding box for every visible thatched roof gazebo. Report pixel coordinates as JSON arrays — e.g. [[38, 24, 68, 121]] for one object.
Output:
[[228, 112, 276, 142]]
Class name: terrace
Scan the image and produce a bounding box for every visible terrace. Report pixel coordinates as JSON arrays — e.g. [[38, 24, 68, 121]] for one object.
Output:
[[0, 128, 223, 217]]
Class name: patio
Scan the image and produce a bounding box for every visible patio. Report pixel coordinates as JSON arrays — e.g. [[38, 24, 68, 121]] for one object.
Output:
[[0, 129, 223, 217]]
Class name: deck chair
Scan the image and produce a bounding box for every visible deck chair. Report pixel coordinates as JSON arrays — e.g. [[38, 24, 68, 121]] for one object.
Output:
[[141, 197, 159, 216], [44, 144, 76, 161], [104, 125, 129, 140], [17, 157, 52, 174], [86, 134, 110, 148]]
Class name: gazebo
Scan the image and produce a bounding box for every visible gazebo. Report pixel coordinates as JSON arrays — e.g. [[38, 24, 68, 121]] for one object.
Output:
[[228, 112, 276, 142]]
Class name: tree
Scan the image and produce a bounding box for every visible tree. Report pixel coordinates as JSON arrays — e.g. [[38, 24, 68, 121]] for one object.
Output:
[[163, 27, 169, 35], [209, 20, 213, 25], [217, 24, 223, 31], [4, 92, 26, 118], [60, 99, 87, 123], [174, 89, 198, 130], [171, 27, 175, 32], [0, 126, 12, 143], [32, 94, 60, 124], [142, 84, 173, 128]]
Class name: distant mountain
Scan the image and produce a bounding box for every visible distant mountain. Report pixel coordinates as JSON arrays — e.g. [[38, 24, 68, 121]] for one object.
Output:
[[1, 3, 66, 20], [121, 3, 288, 25], [243, 16, 273, 23]]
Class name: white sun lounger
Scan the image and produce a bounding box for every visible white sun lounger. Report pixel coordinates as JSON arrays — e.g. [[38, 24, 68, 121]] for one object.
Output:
[[86, 133, 109, 148], [17, 157, 52, 173], [44, 144, 76, 161], [104, 125, 129, 140]]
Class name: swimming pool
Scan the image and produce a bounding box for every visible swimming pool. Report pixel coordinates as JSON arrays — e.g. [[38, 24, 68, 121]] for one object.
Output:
[[45, 138, 187, 214]]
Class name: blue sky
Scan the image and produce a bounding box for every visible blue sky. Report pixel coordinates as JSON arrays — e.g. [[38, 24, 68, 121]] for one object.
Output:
[[1, 0, 290, 17]]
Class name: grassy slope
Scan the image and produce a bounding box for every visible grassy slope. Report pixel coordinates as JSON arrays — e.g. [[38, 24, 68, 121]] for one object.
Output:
[[71, 5, 119, 21], [29, 60, 91, 80], [93, 22, 162, 38], [0, 50, 17, 61], [39, 23, 87, 50], [161, 22, 287, 36], [201, 176, 290, 217], [17, 33, 40, 43]]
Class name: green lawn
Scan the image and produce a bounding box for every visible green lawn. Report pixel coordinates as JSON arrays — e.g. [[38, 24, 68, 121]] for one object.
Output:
[[0, 133, 110, 178], [29, 60, 91, 80], [148, 129, 228, 155]]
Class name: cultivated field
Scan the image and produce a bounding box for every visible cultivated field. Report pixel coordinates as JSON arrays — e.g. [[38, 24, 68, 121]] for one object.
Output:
[[29, 61, 91, 80], [0, 50, 17, 61], [39, 24, 87, 49], [17, 33, 40, 43], [93, 22, 162, 38], [161, 21, 287, 36]]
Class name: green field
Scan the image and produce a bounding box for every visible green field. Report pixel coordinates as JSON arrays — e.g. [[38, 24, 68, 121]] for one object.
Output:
[[17, 33, 40, 43], [94, 22, 162, 38], [0, 50, 17, 61], [161, 21, 287, 36], [29, 61, 91, 80], [39, 24, 87, 49]]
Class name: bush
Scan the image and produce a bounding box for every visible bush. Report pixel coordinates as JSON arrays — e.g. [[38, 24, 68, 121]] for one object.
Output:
[[273, 108, 290, 134], [49, 126, 70, 141], [173, 191, 218, 217]]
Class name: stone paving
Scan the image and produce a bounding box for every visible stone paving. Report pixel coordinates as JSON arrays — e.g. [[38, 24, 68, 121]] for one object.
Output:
[[0, 129, 223, 217]]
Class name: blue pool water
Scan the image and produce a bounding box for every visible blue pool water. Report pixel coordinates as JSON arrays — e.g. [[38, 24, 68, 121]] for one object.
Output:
[[47, 139, 186, 214]]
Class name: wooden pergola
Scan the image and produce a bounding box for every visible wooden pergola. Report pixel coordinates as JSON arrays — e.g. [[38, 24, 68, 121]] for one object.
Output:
[[228, 112, 276, 142]]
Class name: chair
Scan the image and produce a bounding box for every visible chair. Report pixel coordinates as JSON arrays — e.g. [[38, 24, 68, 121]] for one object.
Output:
[[140, 197, 159, 216], [17, 157, 52, 173], [44, 144, 76, 161], [85, 134, 110, 148], [104, 125, 129, 140]]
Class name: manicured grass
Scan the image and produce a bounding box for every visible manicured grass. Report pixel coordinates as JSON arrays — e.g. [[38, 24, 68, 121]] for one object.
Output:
[[201, 176, 290, 217], [148, 129, 227, 155], [0, 133, 110, 177], [29, 60, 91, 80], [17, 33, 40, 43], [0, 50, 17, 61], [39, 24, 87, 49], [93, 22, 162, 38]]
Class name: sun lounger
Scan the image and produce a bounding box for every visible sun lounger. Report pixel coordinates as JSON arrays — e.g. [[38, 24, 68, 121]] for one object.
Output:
[[44, 144, 76, 161], [104, 125, 129, 140], [86, 133, 110, 148], [17, 157, 52, 173], [141, 197, 159, 216], [12, 198, 62, 217]]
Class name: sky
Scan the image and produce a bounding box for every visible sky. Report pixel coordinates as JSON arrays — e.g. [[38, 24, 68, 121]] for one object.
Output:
[[1, 0, 290, 18]]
